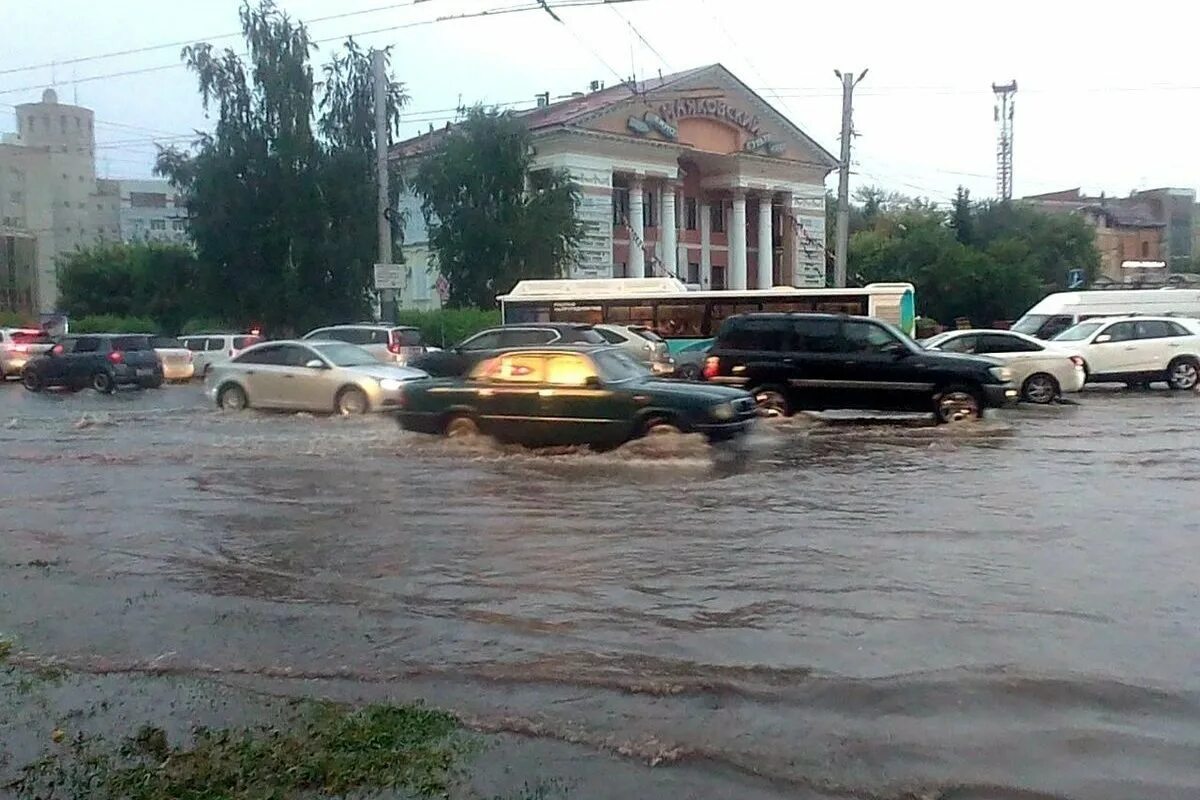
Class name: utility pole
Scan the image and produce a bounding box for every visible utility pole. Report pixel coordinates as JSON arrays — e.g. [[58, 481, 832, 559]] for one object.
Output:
[[992, 80, 1017, 201], [833, 68, 867, 288], [372, 48, 396, 322]]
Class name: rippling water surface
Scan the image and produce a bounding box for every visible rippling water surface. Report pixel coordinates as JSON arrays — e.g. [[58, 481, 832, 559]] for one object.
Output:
[[1, 384, 1198, 799]]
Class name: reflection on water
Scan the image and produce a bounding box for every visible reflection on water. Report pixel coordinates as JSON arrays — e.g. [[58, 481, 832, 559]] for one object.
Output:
[[1, 384, 1199, 798]]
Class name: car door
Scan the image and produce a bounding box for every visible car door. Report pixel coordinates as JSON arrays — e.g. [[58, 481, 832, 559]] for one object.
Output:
[[256, 344, 321, 409], [469, 352, 549, 443], [1085, 321, 1139, 378], [66, 336, 103, 384], [40, 338, 76, 385], [538, 352, 618, 446], [836, 319, 928, 411], [934, 333, 980, 355], [1132, 320, 1178, 376], [975, 332, 1044, 385], [232, 344, 285, 405], [785, 317, 845, 410]]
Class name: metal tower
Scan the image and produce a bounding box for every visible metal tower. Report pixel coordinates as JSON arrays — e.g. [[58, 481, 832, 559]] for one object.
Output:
[[992, 81, 1017, 200]]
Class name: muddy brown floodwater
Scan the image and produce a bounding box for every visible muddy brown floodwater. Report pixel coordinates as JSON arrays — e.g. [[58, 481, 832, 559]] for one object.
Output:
[[1, 383, 1199, 799]]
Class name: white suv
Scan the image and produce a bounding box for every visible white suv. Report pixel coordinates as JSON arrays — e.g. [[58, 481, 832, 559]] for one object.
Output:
[[180, 332, 265, 377], [302, 324, 426, 365], [0, 328, 53, 380], [1050, 315, 1200, 390]]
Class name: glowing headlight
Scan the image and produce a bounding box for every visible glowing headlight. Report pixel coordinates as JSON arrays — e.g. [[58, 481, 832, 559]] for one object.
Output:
[[379, 378, 403, 391], [710, 402, 735, 420], [989, 366, 1013, 382]]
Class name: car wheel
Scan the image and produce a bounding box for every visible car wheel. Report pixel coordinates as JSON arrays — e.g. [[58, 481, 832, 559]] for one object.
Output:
[[675, 363, 702, 381], [751, 386, 791, 418], [141, 374, 164, 390], [444, 414, 479, 438], [335, 386, 369, 416], [217, 383, 248, 411], [21, 370, 42, 392], [934, 385, 982, 424], [1166, 357, 1199, 391], [1021, 373, 1059, 404], [91, 371, 115, 394], [642, 416, 683, 437]]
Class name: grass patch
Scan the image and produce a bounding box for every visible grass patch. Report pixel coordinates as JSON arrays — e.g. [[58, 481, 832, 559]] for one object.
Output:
[[0, 637, 12, 663], [14, 701, 466, 800]]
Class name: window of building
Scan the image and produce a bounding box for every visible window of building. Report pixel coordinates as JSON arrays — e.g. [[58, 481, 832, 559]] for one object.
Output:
[[63, 201, 70, 208], [150, 218, 167, 231], [75, 117, 81, 130], [172, 218, 187, 231], [711, 201, 725, 233], [614, 262, 628, 278], [10, 191, 22, 205], [686, 262, 700, 284], [77, 202, 85, 209], [1141, 240, 1150, 258], [60, 115, 67, 134], [62, 173, 69, 180], [130, 192, 168, 208], [611, 187, 630, 226], [685, 198, 698, 231], [644, 190, 657, 228], [711, 264, 727, 289]]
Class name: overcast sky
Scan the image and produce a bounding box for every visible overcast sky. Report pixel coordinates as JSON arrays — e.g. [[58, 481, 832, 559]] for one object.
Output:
[[3, 0, 1197, 204]]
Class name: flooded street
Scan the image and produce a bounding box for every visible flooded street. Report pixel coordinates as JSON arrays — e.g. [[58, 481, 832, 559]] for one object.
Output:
[[2, 384, 1199, 799]]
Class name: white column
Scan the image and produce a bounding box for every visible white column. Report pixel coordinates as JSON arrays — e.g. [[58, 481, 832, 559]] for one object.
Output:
[[699, 196, 712, 288], [627, 176, 645, 278], [730, 189, 748, 290], [757, 193, 774, 290], [661, 182, 678, 278]]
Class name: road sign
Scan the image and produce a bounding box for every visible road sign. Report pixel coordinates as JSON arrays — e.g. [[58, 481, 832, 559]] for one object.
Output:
[[374, 263, 404, 290], [1067, 268, 1085, 289], [434, 273, 451, 303]]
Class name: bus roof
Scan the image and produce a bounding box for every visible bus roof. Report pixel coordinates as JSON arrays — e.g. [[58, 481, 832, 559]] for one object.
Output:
[[498, 278, 913, 302]]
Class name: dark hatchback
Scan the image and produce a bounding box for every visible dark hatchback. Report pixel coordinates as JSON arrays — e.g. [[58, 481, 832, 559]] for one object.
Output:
[[705, 313, 1017, 423], [396, 345, 758, 448], [22, 334, 163, 393], [408, 323, 606, 377]]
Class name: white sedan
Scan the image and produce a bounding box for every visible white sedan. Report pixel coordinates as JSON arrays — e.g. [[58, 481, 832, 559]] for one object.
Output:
[[922, 329, 1086, 404], [1049, 315, 1200, 390]]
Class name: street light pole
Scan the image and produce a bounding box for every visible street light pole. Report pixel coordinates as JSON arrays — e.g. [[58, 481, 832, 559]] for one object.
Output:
[[372, 48, 396, 322], [834, 68, 867, 288]]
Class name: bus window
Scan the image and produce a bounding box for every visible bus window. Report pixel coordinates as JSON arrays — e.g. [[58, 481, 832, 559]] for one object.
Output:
[[710, 303, 762, 332], [654, 303, 705, 337], [606, 303, 654, 328], [551, 305, 602, 325], [504, 303, 550, 323], [814, 301, 865, 314], [762, 299, 817, 313]]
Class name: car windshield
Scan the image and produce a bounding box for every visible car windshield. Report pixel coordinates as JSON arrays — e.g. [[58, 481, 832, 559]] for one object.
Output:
[[921, 332, 954, 349], [593, 349, 650, 382], [1052, 321, 1104, 341], [151, 337, 183, 349], [312, 342, 377, 366], [632, 328, 664, 343], [113, 336, 150, 351], [1010, 315, 1050, 335]]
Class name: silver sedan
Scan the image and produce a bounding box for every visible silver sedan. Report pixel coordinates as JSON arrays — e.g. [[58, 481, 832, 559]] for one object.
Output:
[[207, 340, 428, 415]]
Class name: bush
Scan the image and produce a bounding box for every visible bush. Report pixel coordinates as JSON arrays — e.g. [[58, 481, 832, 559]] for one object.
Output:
[[180, 317, 236, 335], [70, 314, 159, 334], [394, 308, 501, 348], [0, 311, 37, 328]]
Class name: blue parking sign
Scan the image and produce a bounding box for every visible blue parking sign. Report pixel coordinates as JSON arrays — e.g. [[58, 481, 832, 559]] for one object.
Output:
[[1067, 268, 1085, 289]]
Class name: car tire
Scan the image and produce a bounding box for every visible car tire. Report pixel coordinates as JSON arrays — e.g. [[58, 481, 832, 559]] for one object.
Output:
[[641, 415, 683, 437], [21, 370, 42, 392], [933, 384, 982, 424], [443, 414, 479, 439], [217, 383, 248, 411], [91, 371, 115, 394], [335, 386, 369, 416], [1166, 357, 1200, 391], [1021, 373, 1059, 404], [751, 385, 791, 418], [141, 375, 163, 390]]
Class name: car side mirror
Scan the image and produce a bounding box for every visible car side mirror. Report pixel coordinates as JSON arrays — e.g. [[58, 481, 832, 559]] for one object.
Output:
[[304, 359, 327, 369], [1094, 334, 1112, 344], [584, 376, 603, 389]]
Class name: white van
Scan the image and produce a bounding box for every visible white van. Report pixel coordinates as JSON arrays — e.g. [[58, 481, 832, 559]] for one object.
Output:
[[1011, 289, 1200, 339]]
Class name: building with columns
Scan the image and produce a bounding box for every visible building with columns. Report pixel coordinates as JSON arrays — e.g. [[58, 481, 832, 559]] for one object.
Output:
[[391, 64, 837, 308]]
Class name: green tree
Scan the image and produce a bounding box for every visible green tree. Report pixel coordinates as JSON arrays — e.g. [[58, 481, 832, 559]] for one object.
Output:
[[56, 242, 199, 333], [950, 186, 974, 245], [411, 106, 583, 308], [155, 0, 408, 333]]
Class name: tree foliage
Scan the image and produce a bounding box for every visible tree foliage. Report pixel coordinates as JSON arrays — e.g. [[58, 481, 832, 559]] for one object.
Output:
[[847, 186, 1100, 325], [56, 243, 199, 333], [155, 0, 408, 334], [411, 106, 583, 308]]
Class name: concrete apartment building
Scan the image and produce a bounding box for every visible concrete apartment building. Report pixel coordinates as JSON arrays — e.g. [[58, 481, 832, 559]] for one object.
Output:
[[0, 89, 187, 316]]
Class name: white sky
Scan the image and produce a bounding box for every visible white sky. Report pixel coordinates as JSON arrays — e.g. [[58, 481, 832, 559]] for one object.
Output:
[[3, 0, 1197, 204]]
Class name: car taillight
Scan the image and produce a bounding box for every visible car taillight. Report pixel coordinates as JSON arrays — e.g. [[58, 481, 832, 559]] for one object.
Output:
[[702, 356, 719, 380], [387, 342, 402, 354], [1070, 356, 1085, 368], [108, 351, 124, 364]]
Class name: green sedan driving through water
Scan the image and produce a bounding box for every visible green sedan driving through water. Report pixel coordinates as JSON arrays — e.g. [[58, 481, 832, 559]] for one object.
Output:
[[395, 345, 758, 448]]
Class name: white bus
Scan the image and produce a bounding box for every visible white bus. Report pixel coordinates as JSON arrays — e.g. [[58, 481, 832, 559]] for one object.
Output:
[[1012, 289, 1200, 339], [498, 278, 917, 352]]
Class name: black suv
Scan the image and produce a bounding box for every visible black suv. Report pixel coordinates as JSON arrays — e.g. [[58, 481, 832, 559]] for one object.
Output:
[[705, 314, 1017, 423], [22, 334, 164, 393], [409, 323, 606, 377]]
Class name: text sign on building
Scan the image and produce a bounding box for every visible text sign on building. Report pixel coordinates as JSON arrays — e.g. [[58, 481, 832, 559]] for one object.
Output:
[[373, 263, 404, 290]]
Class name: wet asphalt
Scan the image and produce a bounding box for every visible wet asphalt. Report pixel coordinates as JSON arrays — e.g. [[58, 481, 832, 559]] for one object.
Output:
[[1, 380, 1198, 799]]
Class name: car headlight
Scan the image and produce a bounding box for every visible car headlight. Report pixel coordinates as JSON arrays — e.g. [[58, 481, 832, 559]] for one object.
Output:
[[379, 378, 403, 391], [710, 402, 735, 420], [989, 366, 1013, 382]]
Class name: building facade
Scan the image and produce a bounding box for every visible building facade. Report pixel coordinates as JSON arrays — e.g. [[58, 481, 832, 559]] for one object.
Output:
[[391, 64, 837, 308], [95, 178, 189, 244]]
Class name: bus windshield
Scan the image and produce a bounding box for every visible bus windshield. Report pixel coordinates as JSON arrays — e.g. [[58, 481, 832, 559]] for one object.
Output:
[[1052, 321, 1103, 342]]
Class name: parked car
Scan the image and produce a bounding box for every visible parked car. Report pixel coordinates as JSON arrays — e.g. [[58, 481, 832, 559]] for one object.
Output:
[[0, 328, 53, 381], [920, 328, 1086, 404], [407, 323, 606, 377], [151, 336, 195, 382], [396, 345, 757, 448], [207, 340, 427, 415], [704, 313, 1017, 423], [21, 334, 163, 393], [592, 323, 674, 374], [1049, 315, 1200, 390], [301, 324, 426, 365], [671, 338, 715, 381], [181, 333, 265, 377]]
